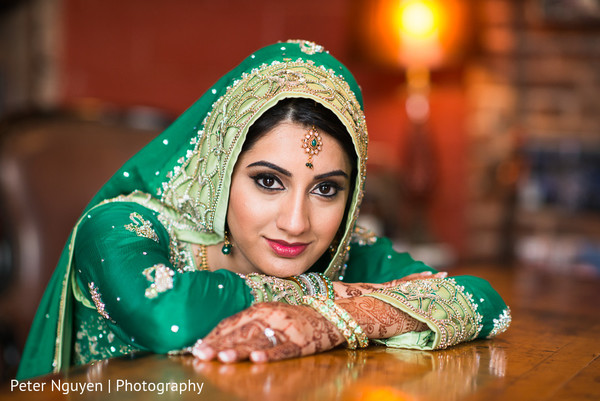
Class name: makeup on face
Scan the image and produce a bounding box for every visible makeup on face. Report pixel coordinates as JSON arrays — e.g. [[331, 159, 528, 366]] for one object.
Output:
[[223, 121, 352, 277]]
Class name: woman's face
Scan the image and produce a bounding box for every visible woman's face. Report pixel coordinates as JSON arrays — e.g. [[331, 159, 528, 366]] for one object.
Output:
[[226, 121, 352, 277]]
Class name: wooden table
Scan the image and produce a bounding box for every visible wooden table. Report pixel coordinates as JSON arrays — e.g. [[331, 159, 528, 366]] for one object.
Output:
[[1, 265, 599, 400]]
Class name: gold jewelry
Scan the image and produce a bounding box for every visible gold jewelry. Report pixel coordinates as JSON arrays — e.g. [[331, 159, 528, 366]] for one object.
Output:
[[302, 295, 369, 349], [302, 125, 322, 169], [221, 229, 232, 255], [199, 244, 210, 271]]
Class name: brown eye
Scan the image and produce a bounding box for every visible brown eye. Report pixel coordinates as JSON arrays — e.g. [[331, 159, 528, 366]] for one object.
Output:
[[252, 174, 284, 191], [262, 177, 275, 188], [312, 182, 343, 198], [318, 184, 333, 195]]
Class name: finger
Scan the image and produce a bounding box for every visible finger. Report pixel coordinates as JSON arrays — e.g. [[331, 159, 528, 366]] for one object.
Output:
[[250, 342, 302, 363], [194, 332, 244, 360], [193, 331, 248, 360], [192, 340, 217, 361], [217, 344, 260, 363], [219, 327, 283, 363], [409, 272, 433, 280], [211, 325, 277, 363], [198, 322, 260, 357]]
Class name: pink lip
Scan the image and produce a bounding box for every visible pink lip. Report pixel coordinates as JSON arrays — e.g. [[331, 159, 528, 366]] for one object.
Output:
[[266, 239, 309, 258]]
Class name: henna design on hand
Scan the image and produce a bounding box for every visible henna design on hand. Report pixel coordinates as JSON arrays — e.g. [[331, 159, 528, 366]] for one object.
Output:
[[333, 282, 383, 298], [196, 303, 345, 363], [336, 297, 428, 339], [333, 278, 422, 299]]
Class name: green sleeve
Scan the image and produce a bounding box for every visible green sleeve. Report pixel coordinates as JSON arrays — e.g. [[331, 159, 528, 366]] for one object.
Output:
[[365, 276, 511, 350], [342, 236, 437, 283], [73, 202, 254, 353], [342, 231, 510, 349]]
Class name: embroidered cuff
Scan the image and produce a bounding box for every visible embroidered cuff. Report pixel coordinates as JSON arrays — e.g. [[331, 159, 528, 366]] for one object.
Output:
[[239, 273, 304, 305], [364, 278, 483, 350], [239, 272, 335, 304]]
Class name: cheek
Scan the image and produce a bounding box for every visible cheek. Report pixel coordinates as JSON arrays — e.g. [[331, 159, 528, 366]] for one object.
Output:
[[314, 202, 347, 238], [228, 183, 266, 231]]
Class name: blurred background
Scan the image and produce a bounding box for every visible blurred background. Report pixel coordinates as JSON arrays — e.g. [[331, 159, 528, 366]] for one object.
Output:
[[0, 0, 599, 380]]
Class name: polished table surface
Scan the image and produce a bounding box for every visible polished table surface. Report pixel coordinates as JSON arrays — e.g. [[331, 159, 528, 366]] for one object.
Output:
[[2, 265, 599, 400]]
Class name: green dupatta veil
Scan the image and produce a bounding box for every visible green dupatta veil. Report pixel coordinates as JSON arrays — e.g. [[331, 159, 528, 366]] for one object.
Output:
[[17, 40, 369, 379]]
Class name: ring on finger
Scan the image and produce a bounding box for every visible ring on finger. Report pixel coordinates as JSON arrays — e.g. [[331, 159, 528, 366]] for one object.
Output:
[[264, 327, 277, 346]]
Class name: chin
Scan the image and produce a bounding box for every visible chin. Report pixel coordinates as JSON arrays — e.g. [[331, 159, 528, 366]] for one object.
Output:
[[259, 258, 311, 278]]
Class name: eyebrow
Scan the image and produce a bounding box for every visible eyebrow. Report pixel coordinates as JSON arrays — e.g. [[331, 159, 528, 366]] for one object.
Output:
[[247, 161, 291, 176], [314, 170, 349, 180], [246, 161, 349, 180]]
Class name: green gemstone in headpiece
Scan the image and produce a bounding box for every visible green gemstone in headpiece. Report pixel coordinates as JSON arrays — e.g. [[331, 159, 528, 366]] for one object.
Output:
[[303, 126, 322, 169]]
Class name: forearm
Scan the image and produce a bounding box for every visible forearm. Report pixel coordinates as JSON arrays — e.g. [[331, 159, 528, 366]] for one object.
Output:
[[336, 296, 428, 339], [74, 202, 255, 352]]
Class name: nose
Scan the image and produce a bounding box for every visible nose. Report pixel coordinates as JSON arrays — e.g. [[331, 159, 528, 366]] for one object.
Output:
[[276, 190, 310, 236]]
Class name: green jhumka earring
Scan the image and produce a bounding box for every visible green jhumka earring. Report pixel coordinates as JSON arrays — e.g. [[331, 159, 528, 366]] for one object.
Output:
[[221, 229, 232, 255]]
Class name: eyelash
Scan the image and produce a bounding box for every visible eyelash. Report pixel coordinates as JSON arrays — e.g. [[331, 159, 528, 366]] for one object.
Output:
[[312, 182, 344, 198], [251, 173, 283, 192], [250, 173, 345, 199]]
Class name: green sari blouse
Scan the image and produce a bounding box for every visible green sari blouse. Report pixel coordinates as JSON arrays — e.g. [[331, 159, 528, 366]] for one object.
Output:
[[17, 40, 510, 380]]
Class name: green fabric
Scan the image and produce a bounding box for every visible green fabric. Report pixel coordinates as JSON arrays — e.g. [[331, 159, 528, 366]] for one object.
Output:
[[72, 203, 253, 354], [374, 330, 436, 350], [17, 40, 370, 379], [347, 235, 510, 349], [17, 40, 510, 380], [343, 236, 436, 283]]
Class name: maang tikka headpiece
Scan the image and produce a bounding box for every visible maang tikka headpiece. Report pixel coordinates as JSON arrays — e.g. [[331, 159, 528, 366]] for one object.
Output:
[[302, 126, 323, 169]]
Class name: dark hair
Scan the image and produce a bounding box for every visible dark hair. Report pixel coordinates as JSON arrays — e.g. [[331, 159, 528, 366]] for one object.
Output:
[[242, 97, 357, 172]]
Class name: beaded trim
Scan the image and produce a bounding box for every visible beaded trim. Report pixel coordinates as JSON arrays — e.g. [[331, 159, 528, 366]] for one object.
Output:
[[240, 272, 335, 305], [143, 264, 175, 299], [487, 307, 512, 338], [366, 278, 483, 350], [240, 273, 304, 305]]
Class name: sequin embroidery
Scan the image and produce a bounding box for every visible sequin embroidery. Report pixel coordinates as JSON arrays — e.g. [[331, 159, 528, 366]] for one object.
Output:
[[488, 307, 512, 338], [96, 192, 198, 273], [124, 212, 159, 242], [143, 263, 175, 299], [288, 39, 325, 54], [74, 309, 135, 366], [367, 278, 484, 350], [88, 282, 111, 320], [350, 225, 378, 246]]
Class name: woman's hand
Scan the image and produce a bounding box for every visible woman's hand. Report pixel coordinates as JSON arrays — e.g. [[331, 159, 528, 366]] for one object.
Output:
[[335, 296, 428, 339], [192, 302, 344, 363], [332, 271, 447, 299]]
